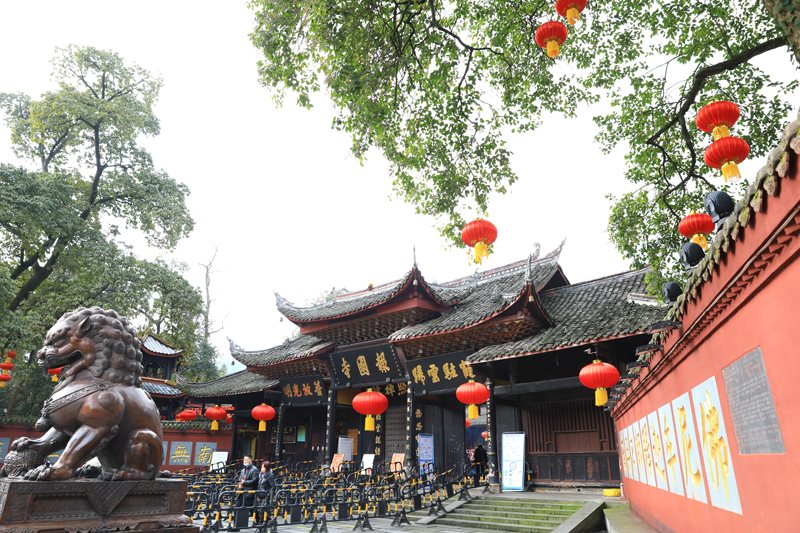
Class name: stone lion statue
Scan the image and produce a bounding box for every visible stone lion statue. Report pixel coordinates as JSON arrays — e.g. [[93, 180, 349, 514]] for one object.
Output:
[[7, 307, 164, 481]]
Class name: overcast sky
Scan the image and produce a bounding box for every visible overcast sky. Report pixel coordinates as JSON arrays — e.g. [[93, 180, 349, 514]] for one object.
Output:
[[0, 1, 779, 373]]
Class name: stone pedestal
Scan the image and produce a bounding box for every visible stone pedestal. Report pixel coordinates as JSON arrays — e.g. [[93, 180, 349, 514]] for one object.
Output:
[[0, 478, 197, 532]]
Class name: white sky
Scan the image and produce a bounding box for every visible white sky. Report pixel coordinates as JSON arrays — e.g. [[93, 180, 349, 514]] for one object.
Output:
[[0, 1, 780, 373]]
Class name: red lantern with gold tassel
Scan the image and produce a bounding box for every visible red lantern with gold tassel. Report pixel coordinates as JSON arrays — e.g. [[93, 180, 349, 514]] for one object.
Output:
[[204, 405, 227, 431], [456, 380, 490, 420], [352, 389, 389, 431], [47, 367, 63, 382], [555, 0, 588, 25], [535, 21, 569, 59], [696, 101, 740, 141], [579, 360, 620, 406], [251, 403, 276, 432], [0, 374, 10, 388], [462, 218, 498, 264], [0, 351, 14, 387], [679, 212, 715, 251], [704, 136, 750, 182]]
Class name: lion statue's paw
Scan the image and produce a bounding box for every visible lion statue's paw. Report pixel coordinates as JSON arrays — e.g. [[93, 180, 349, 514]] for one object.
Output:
[[23, 463, 73, 481]]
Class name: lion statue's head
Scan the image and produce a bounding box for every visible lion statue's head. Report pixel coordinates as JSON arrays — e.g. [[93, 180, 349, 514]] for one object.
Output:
[[38, 307, 143, 387]]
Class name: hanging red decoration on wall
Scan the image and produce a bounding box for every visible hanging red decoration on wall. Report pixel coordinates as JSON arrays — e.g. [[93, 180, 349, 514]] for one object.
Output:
[[251, 403, 277, 432], [679, 212, 715, 251], [47, 367, 63, 383], [462, 218, 498, 264], [456, 380, 490, 420], [696, 101, 740, 141], [704, 136, 750, 182], [555, 0, 588, 24], [579, 360, 620, 406], [352, 389, 389, 431], [535, 21, 569, 59], [204, 405, 227, 431]]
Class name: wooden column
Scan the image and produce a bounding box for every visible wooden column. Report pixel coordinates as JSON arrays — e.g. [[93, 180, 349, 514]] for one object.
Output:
[[275, 403, 285, 461], [324, 386, 336, 464], [485, 377, 498, 484]]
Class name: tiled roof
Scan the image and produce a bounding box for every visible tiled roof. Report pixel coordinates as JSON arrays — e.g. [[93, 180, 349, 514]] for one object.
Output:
[[177, 370, 278, 398], [141, 334, 183, 357], [229, 335, 334, 367], [467, 269, 666, 363], [657, 111, 800, 329], [276, 270, 416, 323], [389, 252, 561, 341], [142, 378, 184, 397]]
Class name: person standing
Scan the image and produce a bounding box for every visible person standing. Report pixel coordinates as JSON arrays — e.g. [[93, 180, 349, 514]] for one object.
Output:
[[473, 444, 488, 486], [255, 461, 275, 524], [232, 455, 259, 529]]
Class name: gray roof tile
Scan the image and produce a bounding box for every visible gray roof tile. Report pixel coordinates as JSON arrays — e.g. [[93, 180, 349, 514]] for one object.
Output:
[[142, 379, 183, 397], [229, 335, 334, 367], [177, 370, 278, 398], [467, 269, 666, 362], [141, 334, 183, 356]]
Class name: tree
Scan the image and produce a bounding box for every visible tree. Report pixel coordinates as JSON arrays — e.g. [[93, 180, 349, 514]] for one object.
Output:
[[180, 249, 225, 382], [249, 0, 799, 291], [0, 47, 199, 415]]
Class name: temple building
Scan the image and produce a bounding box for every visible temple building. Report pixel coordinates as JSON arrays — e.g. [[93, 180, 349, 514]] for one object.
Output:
[[139, 332, 185, 420], [214, 244, 666, 488]]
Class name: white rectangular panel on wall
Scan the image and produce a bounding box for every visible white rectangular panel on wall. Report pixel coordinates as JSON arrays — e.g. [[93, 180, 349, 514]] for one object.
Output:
[[672, 392, 708, 503], [658, 401, 685, 497], [691, 377, 742, 515], [638, 417, 656, 487]]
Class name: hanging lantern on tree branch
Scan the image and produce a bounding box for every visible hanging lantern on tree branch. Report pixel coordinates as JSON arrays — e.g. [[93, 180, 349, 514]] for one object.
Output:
[[696, 100, 740, 141], [457, 380, 490, 420], [251, 403, 277, 432], [47, 367, 63, 382], [704, 136, 750, 182], [555, 0, 588, 25], [352, 389, 388, 431], [679, 212, 715, 251], [535, 21, 569, 59], [462, 218, 498, 264], [579, 360, 620, 406], [0, 374, 10, 388]]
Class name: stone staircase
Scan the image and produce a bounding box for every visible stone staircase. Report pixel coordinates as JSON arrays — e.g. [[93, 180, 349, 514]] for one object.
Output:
[[434, 495, 586, 532]]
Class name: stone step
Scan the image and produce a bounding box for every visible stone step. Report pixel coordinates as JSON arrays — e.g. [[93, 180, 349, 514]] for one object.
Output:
[[435, 516, 556, 533], [471, 499, 584, 511], [452, 506, 575, 520], [448, 511, 565, 528]]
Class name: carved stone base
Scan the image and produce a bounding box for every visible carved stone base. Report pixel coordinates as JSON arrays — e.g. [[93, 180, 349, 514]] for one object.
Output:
[[0, 478, 198, 532]]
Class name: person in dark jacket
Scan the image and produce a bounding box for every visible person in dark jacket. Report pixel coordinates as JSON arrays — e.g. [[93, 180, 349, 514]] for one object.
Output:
[[232, 455, 259, 529], [473, 444, 488, 486], [258, 461, 276, 492]]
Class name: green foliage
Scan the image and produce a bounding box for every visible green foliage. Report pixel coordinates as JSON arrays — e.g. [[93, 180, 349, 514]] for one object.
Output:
[[0, 46, 202, 413], [249, 0, 798, 289], [182, 340, 225, 383]]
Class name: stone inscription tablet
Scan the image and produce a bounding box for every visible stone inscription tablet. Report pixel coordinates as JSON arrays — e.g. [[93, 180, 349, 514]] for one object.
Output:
[[722, 347, 784, 454]]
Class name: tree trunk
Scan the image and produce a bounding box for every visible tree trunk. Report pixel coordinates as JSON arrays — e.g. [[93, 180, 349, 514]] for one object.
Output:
[[763, 0, 800, 61]]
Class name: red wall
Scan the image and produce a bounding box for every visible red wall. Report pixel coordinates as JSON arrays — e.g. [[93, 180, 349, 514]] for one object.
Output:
[[0, 424, 233, 473], [613, 154, 800, 532]]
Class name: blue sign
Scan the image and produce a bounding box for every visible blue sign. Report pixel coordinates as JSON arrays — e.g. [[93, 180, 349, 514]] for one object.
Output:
[[194, 442, 217, 466], [0, 438, 9, 461], [501, 432, 525, 491], [418, 433, 434, 473], [169, 441, 193, 466]]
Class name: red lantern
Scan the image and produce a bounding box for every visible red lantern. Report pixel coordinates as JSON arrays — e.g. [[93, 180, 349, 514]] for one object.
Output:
[[0, 361, 13, 373], [461, 218, 498, 264], [465, 419, 471, 428], [0, 374, 10, 388], [579, 360, 620, 406], [176, 409, 197, 422], [47, 367, 62, 383], [352, 389, 389, 431], [480, 431, 489, 439], [704, 136, 750, 182], [679, 213, 715, 251], [535, 21, 569, 59], [204, 405, 227, 431], [456, 380, 490, 420], [226, 414, 233, 424], [696, 101, 740, 141], [251, 403, 276, 432], [4, 351, 16, 359], [555, 0, 587, 24]]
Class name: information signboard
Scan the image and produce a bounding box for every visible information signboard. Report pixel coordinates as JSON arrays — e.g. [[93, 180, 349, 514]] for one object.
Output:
[[501, 432, 526, 491]]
